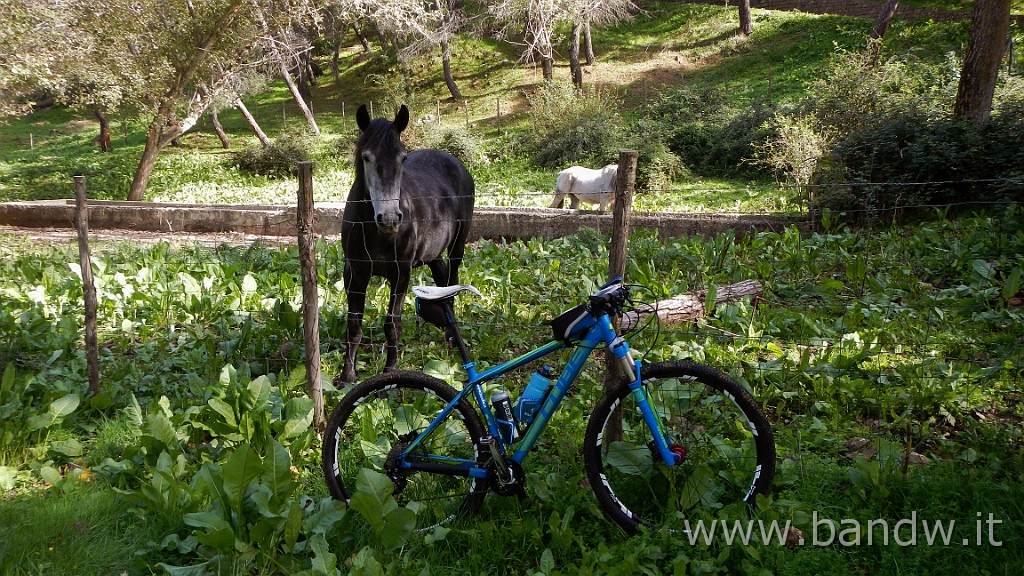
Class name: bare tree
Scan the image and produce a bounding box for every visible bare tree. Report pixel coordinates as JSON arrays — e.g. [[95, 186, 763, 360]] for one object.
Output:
[[491, 0, 558, 81], [256, 3, 322, 136], [567, 0, 634, 87], [954, 0, 1011, 127]]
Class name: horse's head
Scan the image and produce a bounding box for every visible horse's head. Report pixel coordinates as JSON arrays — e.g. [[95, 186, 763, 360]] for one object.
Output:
[[355, 104, 410, 236]]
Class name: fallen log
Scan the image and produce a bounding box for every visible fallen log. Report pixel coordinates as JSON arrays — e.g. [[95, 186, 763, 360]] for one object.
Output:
[[623, 279, 763, 327]]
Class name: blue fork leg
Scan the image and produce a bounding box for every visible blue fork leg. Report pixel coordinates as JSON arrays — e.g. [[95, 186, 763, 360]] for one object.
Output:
[[626, 361, 682, 466]]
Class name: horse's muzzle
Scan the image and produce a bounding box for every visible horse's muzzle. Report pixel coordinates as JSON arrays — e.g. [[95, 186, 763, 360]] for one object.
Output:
[[375, 211, 402, 236]]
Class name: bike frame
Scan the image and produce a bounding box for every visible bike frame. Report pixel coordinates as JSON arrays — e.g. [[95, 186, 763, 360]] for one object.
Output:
[[399, 309, 682, 479]]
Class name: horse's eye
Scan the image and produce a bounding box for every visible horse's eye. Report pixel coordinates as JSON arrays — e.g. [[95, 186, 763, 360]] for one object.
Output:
[[362, 152, 372, 163], [399, 154, 407, 164]]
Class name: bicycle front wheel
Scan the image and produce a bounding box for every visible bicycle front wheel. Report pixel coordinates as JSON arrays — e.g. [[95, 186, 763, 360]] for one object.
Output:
[[584, 361, 775, 534], [322, 370, 489, 531]]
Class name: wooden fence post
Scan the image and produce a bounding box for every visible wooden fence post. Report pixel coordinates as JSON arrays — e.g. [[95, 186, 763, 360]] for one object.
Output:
[[297, 162, 325, 434], [74, 176, 101, 394], [607, 150, 638, 287], [603, 150, 638, 437]]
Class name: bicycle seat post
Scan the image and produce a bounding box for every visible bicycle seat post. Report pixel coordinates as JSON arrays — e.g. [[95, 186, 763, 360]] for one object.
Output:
[[441, 300, 473, 368]]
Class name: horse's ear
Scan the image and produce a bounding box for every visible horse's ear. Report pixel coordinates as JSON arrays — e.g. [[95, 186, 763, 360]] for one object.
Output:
[[356, 105, 370, 132], [393, 105, 410, 134]]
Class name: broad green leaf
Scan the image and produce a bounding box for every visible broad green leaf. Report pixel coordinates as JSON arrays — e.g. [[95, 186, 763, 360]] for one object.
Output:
[[283, 499, 303, 549], [49, 438, 83, 457], [241, 274, 258, 294], [424, 525, 450, 545], [48, 394, 80, 419], [87, 391, 114, 410], [349, 492, 386, 534], [704, 284, 718, 316], [0, 465, 25, 490], [308, 533, 341, 576], [606, 441, 653, 476], [679, 464, 716, 510], [540, 548, 556, 574], [261, 440, 292, 497], [348, 546, 382, 576], [125, 394, 144, 432], [243, 375, 272, 411], [40, 465, 62, 486], [281, 397, 314, 439], [145, 409, 180, 453], [1002, 267, 1023, 302], [303, 498, 346, 535], [1, 364, 13, 395], [207, 397, 237, 428], [184, 511, 237, 551], [156, 563, 212, 576], [179, 272, 201, 295], [380, 507, 416, 551], [222, 444, 263, 513], [219, 364, 237, 387]]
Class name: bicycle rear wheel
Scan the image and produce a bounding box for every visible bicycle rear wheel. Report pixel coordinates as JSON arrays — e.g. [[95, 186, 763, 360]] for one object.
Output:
[[584, 361, 775, 534], [322, 370, 489, 530]]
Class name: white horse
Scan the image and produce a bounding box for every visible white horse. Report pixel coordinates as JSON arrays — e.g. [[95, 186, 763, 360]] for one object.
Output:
[[549, 164, 618, 211]]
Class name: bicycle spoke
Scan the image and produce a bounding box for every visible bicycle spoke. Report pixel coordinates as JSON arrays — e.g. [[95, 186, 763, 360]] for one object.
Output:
[[585, 362, 775, 533], [323, 372, 487, 531]]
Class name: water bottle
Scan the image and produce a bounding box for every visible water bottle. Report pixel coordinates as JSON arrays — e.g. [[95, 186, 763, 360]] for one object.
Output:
[[515, 366, 555, 426], [490, 390, 521, 444]]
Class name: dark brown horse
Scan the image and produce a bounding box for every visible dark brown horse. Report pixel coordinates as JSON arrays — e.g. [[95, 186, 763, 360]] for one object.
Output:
[[340, 104, 475, 383]]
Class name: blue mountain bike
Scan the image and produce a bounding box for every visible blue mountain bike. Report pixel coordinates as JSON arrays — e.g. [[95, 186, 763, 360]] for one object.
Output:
[[322, 279, 775, 533]]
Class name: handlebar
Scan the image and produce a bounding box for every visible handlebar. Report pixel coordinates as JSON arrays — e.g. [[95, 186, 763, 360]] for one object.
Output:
[[588, 279, 630, 316]]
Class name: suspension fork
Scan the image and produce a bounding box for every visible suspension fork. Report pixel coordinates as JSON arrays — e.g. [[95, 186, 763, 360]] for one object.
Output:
[[625, 361, 683, 466]]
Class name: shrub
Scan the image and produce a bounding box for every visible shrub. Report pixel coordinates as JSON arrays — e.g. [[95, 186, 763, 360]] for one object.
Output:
[[410, 123, 487, 165], [753, 113, 833, 203], [798, 51, 1023, 219], [625, 118, 688, 193], [232, 128, 316, 177], [523, 83, 626, 168], [646, 86, 776, 178]]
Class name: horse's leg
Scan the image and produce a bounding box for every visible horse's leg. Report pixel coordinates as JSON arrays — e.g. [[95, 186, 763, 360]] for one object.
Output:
[[382, 272, 410, 372], [429, 253, 459, 345], [569, 194, 581, 210], [340, 264, 369, 384], [428, 259, 452, 286], [550, 192, 565, 209]]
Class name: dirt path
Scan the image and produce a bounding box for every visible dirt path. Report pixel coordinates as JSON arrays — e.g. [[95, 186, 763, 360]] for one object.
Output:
[[0, 225, 287, 248], [680, 0, 971, 22]]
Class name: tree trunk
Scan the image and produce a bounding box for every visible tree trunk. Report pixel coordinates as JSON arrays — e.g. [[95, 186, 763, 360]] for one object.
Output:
[[236, 99, 272, 147], [954, 0, 1011, 127], [584, 21, 594, 66], [622, 280, 763, 327], [739, 0, 753, 36], [542, 56, 553, 81], [569, 22, 583, 87], [441, 38, 463, 100], [210, 108, 230, 149], [128, 120, 173, 201], [280, 59, 320, 136], [93, 107, 111, 152], [871, 0, 900, 40], [352, 21, 371, 52]]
